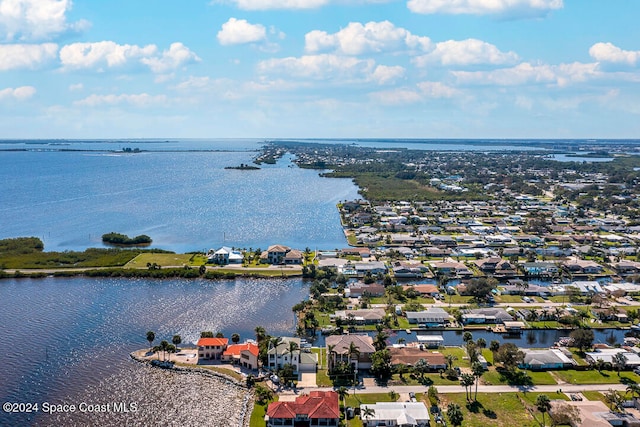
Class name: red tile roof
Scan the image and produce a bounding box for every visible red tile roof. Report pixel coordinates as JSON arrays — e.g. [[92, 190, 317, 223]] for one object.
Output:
[[223, 342, 259, 357], [197, 337, 228, 347], [266, 391, 339, 420]]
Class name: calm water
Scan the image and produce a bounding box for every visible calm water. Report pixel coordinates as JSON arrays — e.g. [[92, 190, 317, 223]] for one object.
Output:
[[0, 140, 360, 252], [0, 276, 309, 426]]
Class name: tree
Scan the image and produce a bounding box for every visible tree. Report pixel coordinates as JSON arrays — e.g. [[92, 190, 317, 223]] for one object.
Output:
[[172, 334, 181, 352], [231, 333, 240, 344], [476, 337, 486, 349], [447, 402, 464, 427], [388, 390, 399, 401], [373, 330, 389, 352], [254, 384, 273, 405], [348, 341, 361, 367], [495, 343, 524, 371], [327, 344, 337, 372], [595, 358, 606, 373], [427, 385, 439, 406], [460, 373, 475, 401], [570, 328, 595, 352], [536, 394, 551, 427], [463, 331, 474, 343], [490, 340, 500, 362], [445, 354, 458, 370], [200, 331, 214, 338], [550, 403, 582, 426], [146, 331, 155, 352], [613, 352, 628, 377], [254, 326, 266, 344], [270, 336, 283, 369], [337, 386, 349, 411], [370, 349, 392, 379], [287, 340, 300, 366], [413, 358, 430, 380], [471, 361, 484, 401], [626, 383, 640, 400], [466, 278, 497, 303], [604, 389, 625, 412], [361, 407, 376, 423]]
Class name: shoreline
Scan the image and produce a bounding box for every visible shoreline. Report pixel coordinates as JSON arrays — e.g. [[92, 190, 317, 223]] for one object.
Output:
[[129, 349, 254, 427]]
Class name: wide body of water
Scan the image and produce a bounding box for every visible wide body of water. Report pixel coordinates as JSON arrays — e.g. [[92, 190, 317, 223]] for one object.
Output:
[[0, 276, 310, 426], [1, 138, 638, 425]]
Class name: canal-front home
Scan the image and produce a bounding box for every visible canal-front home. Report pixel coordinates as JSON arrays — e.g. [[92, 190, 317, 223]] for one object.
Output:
[[222, 341, 260, 370], [325, 335, 376, 371], [265, 391, 339, 427], [197, 337, 228, 360], [267, 337, 318, 373]]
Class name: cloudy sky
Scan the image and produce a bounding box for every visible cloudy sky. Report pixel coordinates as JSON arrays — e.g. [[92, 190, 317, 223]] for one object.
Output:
[[1, 0, 639, 139]]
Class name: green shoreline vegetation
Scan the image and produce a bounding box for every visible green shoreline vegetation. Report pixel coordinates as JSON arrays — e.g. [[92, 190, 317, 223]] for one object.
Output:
[[102, 231, 152, 246]]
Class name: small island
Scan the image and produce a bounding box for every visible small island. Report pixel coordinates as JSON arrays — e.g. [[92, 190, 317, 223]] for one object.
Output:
[[102, 232, 152, 247], [224, 163, 260, 170]]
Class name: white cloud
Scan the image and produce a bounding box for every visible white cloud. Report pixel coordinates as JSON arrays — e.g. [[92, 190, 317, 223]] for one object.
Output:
[[74, 93, 168, 107], [0, 0, 89, 41], [68, 83, 83, 91], [371, 65, 405, 84], [217, 18, 267, 45], [417, 81, 460, 98], [369, 88, 422, 105], [0, 43, 58, 70], [258, 54, 375, 80], [223, 0, 328, 10], [0, 85, 36, 100], [414, 38, 518, 66], [140, 43, 200, 73], [59, 41, 199, 73], [589, 42, 640, 66], [305, 21, 430, 55], [407, 0, 563, 17], [453, 61, 599, 87]]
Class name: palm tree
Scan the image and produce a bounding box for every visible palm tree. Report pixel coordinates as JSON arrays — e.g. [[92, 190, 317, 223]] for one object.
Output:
[[489, 340, 500, 364], [460, 373, 475, 401], [146, 331, 155, 353], [447, 403, 464, 427], [445, 354, 458, 370], [348, 342, 361, 368], [476, 337, 486, 350], [388, 390, 399, 401], [361, 407, 376, 423], [231, 333, 240, 344], [471, 361, 484, 401], [613, 352, 628, 377], [414, 358, 430, 380], [287, 341, 300, 366], [337, 386, 349, 415], [463, 331, 473, 344], [254, 326, 266, 344], [172, 334, 181, 352], [626, 383, 640, 400], [536, 394, 551, 427]]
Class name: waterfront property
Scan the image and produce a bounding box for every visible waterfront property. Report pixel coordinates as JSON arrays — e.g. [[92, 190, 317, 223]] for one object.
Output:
[[208, 246, 244, 265], [261, 245, 303, 265], [325, 334, 375, 371], [197, 337, 228, 360], [462, 308, 513, 324], [519, 348, 577, 370], [360, 402, 430, 427], [222, 342, 260, 370], [267, 337, 318, 373], [389, 347, 447, 370], [265, 391, 340, 427], [405, 307, 451, 327], [333, 308, 386, 325]]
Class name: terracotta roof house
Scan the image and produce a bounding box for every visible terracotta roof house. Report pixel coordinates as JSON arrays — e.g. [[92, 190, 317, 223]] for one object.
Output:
[[346, 282, 386, 298], [222, 342, 260, 370], [266, 391, 340, 427], [197, 337, 228, 360], [403, 284, 439, 296]]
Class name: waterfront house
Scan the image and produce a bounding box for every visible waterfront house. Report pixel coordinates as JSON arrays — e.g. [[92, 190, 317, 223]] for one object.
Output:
[[522, 262, 559, 276], [405, 307, 451, 327], [402, 284, 439, 297], [261, 245, 303, 264], [284, 249, 304, 265], [354, 261, 388, 277], [222, 342, 260, 370], [207, 246, 244, 265], [267, 337, 318, 373], [462, 308, 513, 324], [333, 308, 386, 325], [562, 258, 604, 275], [519, 348, 576, 370], [265, 391, 339, 427], [360, 402, 430, 427], [325, 335, 375, 371], [197, 337, 228, 360], [428, 260, 472, 277], [345, 282, 386, 298], [570, 281, 604, 295], [389, 347, 447, 369], [585, 348, 640, 368]]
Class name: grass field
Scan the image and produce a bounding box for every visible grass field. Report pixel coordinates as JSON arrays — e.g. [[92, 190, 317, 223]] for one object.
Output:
[[481, 368, 557, 386], [249, 395, 278, 427], [126, 253, 194, 267], [553, 369, 640, 385]]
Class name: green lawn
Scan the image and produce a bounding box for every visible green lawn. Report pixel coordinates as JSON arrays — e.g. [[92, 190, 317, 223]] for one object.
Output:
[[249, 396, 278, 427], [125, 253, 194, 267], [438, 392, 562, 427], [481, 368, 557, 386], [552, 369, 640, 385], [345, 393, 395, 427], [582, 390, 607, 402]]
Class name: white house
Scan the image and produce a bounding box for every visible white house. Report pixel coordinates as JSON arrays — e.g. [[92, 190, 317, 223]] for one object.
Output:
[[360, 402, 430, 427]]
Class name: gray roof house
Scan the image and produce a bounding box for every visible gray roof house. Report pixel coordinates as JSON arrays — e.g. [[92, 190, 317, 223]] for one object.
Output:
[[406, 307, 451, 327], [519, 348, 576, 370]]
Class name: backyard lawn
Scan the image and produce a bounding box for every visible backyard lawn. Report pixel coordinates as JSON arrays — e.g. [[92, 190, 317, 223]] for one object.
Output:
[[552, 369, 640, 385]]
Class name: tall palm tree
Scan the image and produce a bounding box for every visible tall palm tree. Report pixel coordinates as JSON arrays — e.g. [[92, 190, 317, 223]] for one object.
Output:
[[231, 333, 240, 344], [489, 340, 500, 364], [476, 337, 486, 349], [146, 331, 155, 353], [626, 383, 640, 400], [254, 326, 266, 344], [337, 386, 349, 415], [471, 361, 484, 401], [270, 336, 283, 369], [460, 373, 475, 401], [445, 354, 458, 370], [536, 394, 551, 427], [447, 403, 464, 427], [327, 344, 336, 372], [287, 341, 300, 366], [348, 342, 360, 368], [172, 334, 181, 352]]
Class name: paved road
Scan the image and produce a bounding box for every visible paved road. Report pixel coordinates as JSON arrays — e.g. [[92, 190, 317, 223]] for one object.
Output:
[[283, 382, 628, 396]]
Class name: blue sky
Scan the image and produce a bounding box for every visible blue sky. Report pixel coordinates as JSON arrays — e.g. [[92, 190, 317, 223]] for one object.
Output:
[[1, 0, 640, 139]]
